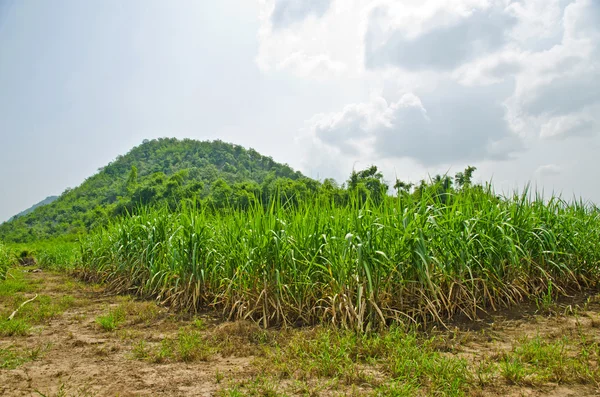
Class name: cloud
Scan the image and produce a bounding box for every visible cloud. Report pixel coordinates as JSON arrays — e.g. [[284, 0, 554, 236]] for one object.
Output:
[[309, 81, 523, 166], [364, 1, 517, 71], [505, 0, 567, 47], [506, 0, 600, 140], [538, 109, 599, 139], [535, 164, 562, 177], [270, 0, 333, 30], [255, 0, 600, 186], [453, 50, 524, 86], [276, 51, 346, 78], [255, 0, 350, 78]]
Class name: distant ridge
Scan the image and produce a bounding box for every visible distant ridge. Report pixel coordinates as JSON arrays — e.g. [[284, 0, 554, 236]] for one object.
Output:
[[8, 196, 58, 222], [0, 138, 308, 242]]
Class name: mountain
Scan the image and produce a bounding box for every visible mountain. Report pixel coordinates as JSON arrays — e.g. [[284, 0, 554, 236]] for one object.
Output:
[[8, 196, 59, 222], [0, 138, 312, 243]]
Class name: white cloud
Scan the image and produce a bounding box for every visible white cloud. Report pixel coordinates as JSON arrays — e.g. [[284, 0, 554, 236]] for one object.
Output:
[[453, 49, 524, 86], [506, 0, 600, 140], [308, 82, 523, 166], [535, 164, 562, 177], [256, 0, 360, 79], [363, 0, 516, 71], [270, 0, 333, 29], [276, 51, 346, 78], [506, 0, 568, 47], [538, 108, 600, 139]]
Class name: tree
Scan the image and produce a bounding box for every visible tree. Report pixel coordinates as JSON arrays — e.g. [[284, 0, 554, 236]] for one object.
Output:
[[394, 179, 414, 195], [431, 174, 453, 204], [455, 166, 477, 189], [210, 178, 233, 209], [232, 181, 260, 210], [347, 165, 388, 204]]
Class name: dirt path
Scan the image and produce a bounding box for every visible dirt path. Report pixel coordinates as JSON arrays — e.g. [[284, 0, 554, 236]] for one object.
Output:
[[0, 270, 254, 397], [2, 269, 600, 396]]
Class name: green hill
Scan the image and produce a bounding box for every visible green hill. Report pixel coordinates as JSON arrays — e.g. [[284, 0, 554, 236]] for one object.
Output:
[[8, 195, 59, 222], [0, 138, 311, 242]]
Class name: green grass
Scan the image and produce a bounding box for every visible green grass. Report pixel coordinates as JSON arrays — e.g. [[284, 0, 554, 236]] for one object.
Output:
[[9, 239, 80, 271], [174, 328, 212, 362], [218, 377, 284, 397], [260, 326, 470, 395], [0, 344, 48, 369], [0, 318, 31, 336], [96, 307, 126, 331], [0, 241, 12, 281], [134, 328, 212, 363], [0, 268, 39, 296], [0, 292, 77, 336], [498, 335, 600, 385], [96, 299, 162, 332], [212, 325, 600, 396], [17, 295, 76, 323], [79, 185, 600, 330]]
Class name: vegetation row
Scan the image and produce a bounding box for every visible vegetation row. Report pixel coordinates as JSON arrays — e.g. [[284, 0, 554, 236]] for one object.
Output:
[[78, 179, 600, 330]]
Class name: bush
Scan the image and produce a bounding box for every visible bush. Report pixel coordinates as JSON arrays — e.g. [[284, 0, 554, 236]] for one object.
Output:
[[0, 242, 12, 281]]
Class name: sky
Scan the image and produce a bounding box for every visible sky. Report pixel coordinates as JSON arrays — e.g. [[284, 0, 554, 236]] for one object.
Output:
[[0, 0, 599, 222]]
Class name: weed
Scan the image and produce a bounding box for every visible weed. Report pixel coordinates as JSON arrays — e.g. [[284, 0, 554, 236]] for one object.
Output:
[[0, 269, 38, 296], [215, 369, 224, 384], [193, 317, 205, 330], [0, 344, 49, 369], [500, 356, 526, 385], [258, 326, 470, 395], [496, 335, 600, 386], [153, 339, 174, 363], [134, 328, 213, 363], [131, 340, 150, 360], [176, 328, 211, 362], [0, 318, 31, 336], [0, 242, 13, 281], [218, 377, 282, 397], [474, 360, 496, 387], [95, 307, 125, 331], [375, 381, 418, 397]]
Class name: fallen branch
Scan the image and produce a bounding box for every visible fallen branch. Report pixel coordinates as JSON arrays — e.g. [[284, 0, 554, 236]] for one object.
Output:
[[8, 294, 38, 321]]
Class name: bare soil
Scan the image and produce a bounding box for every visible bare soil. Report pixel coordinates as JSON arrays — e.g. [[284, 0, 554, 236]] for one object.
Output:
[[0, 271, 256, 396], [1, 270, 600, 396]]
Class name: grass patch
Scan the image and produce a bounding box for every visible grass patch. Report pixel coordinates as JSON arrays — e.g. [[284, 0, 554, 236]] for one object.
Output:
[[217, 376, 283, 397], [0, 269, 40, 297], [96, 299, 162, 332], [498, 335, 600, 385], [96, 306, 126, 332], [9, 240, 80, 271], [177, 328, 212, 362], [0, 293, 77, 336], [208, 321, 277, 357], [0, 344, 48, 369], [259, 326, 470, 395], [133, 328, 213, 363], [17, 294, 76, 323], [0, 318, 31, 336], [0, 241, 13, 281], [120, 299, 161, 324]]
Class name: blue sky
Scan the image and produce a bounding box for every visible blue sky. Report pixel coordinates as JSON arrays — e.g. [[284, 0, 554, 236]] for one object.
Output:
[[1, 0, 600, 222]]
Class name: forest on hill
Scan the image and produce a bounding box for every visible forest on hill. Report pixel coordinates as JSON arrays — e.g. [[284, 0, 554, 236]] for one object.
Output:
[[0, 138, 307, 242], [7, 195, 58, 222]]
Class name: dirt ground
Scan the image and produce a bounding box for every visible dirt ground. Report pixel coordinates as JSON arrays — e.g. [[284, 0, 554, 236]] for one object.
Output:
[[1, 269, 600, 396], [0, 270, 262, 397]]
